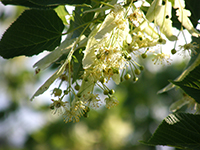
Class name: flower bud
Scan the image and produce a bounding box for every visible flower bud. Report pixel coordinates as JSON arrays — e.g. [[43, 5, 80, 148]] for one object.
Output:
[[171, 49, 177, 55], [124, 73, 131, 80], [109, 89, 115, 95], [141, 53, 147, 59], [134, 69, 141, 75]]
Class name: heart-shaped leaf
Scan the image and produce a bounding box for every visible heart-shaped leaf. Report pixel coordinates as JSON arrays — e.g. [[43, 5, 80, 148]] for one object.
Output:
[[0, 9, 64, 59], [1, 0, 91, 9]]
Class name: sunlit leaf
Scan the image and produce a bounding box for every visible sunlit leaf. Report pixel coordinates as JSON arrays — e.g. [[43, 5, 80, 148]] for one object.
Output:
[[134, 20, 159, 39], [55, 6, 69, 25]]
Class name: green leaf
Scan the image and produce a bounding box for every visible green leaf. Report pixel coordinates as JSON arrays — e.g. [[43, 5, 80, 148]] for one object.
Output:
[[0, 9, 64, 59], [157, 38, 200, 94], [68, 6, 94, 38], [72, 49, 84, 83], [54, 6, 69, 25], [29, 0, 91, 5], [142, 113, 200, 149], [1, 0, 91, 8], [1, 0, 57, 9], [185, 0, 200, 28], [170, 64, 200, 103]]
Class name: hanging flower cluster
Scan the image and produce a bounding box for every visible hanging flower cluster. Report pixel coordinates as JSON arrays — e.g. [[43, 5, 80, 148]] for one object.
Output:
[[31, 0, 200, 123]]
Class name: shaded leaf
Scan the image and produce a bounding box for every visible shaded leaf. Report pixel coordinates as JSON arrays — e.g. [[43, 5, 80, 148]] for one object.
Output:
[[158, 53, 200, 94], [185, 0, 200, 28], [1, 0, 56, 9], [142, 113, 200, 149], [170, 64, 200, 103], [1, 0, 91, 9], [72, 49, 84, 83], [29, 0, 91, 6], [0, 9, 64, 59], [68, 6, 94, 38]]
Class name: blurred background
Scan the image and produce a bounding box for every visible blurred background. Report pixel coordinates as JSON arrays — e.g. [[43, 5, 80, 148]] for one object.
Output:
[[0, 3, 192, 150]]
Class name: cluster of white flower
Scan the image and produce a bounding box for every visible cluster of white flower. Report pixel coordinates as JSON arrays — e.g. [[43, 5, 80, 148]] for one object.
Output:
[[31, 0, 200, 123]]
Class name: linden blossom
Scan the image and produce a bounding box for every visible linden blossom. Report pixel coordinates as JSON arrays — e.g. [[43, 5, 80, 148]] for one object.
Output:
[[27, 0, 200, 123], [82, 4, 130, 86], [179, 42, 199, 56]]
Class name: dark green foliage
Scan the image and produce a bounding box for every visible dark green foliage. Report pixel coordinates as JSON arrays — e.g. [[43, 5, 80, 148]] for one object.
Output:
[[185, 0, 200, 28], [72, 49, 84, 83], [1, 0, 91, 9], [0, 9, 64, 58], [1, 0, 57, 9], [29, 0, 91, 5], [68, 6, 94, 38], [142, 113, 200, 149], [170, 64, 200, 103]]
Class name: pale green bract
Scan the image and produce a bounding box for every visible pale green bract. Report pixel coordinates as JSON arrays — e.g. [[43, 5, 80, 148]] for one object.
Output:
[[173, 0, 200, 37]]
